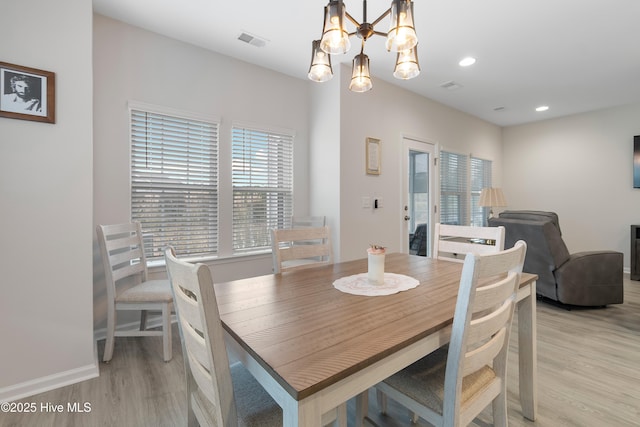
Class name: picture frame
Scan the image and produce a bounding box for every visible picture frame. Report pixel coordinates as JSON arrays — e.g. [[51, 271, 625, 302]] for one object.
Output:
[[0, 61, 55, 123], [366, 137, 381, 175]]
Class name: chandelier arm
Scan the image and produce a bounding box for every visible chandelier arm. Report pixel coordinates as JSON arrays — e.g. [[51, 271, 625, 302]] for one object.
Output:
[[370, 8, 391, 27], [347, 31, 358, 37], [372, 30, 388, 38], [345, 11, 361, 27]]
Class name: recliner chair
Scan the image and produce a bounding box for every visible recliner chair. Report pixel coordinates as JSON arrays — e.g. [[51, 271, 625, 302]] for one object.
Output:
[[488, 210, 623, 306]]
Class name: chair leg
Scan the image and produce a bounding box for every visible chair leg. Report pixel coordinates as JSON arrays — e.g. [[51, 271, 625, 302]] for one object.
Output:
[[355, 390, 369, 427], [492, 391, 508, 427], [103, 308, 116, 363], [162, 303, 172, 362], [376, 388, 388, 415], [140, 310, 148, 331]]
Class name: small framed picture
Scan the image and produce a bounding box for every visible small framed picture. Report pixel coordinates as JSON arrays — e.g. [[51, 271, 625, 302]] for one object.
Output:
[[366, 137, 381, 175], [0, 61, 55, 123]]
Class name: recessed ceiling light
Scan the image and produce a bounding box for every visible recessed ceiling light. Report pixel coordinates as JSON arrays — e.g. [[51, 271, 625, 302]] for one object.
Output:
[[459, 57, 476, 67], [535, 105, 549, 112]]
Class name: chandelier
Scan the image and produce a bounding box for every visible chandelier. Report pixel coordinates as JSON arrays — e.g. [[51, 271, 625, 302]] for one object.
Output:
[[308, 0, 420, 92]]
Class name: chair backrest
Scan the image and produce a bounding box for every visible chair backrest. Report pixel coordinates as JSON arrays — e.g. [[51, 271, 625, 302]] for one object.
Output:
[[443, 240, 527, 425], [164, 247, 237, 426], [271, 226, 333, 273], [291, 215, 326, 228], [432, 223, 505, 262], [496, 210, 562, 235], [488, 215, 570, 300], [96, 222, 149, 301]]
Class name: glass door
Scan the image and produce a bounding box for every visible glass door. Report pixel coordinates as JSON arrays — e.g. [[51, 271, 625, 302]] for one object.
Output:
[[402, 138, 436, 256]]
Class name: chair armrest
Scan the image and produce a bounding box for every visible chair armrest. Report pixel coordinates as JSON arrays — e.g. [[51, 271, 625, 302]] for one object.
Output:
[[555, 251, 624, 306]]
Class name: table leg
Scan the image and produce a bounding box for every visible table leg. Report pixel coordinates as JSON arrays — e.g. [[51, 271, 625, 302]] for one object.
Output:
[[517, 281, 538, 421]]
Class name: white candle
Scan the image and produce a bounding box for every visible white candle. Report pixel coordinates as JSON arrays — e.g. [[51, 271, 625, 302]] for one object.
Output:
[[367, 247, 386, 285]]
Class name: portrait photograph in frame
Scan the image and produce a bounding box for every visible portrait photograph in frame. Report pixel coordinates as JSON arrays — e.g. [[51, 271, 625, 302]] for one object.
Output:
[[366, 137, 381, 175], [0, 61, 55, 124]]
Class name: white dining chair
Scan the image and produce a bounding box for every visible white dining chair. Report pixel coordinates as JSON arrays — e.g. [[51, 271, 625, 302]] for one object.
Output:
[[366, 240, 527, 427], [271, 225, 333, 273], [291, 215, 326, 228], [96, 222, 173, 362], [164, 247, 346, 427], [432, 223, 505, 262]]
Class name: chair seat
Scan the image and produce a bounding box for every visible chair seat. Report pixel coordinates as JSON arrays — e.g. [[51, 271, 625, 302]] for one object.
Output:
[[193, 362, 282, 427], [383, 346, 496, 415], [231, 362, 282, 426], [116, 279, 173, 303]]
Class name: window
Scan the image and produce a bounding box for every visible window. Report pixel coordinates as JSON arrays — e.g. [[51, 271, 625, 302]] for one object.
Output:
[[232, 124, 294, 253], [440, 150, 492, 226], [470, 157, 492, 226], [130, 107, 219, 261], [440, 151, 468, 225]]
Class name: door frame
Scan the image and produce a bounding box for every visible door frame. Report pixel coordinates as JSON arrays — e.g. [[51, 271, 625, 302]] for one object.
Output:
[[401, 136, 439, 256]]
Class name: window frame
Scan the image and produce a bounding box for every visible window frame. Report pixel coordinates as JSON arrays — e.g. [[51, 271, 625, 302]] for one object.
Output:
[[129, 101, 220, 262], [439, 149, 492, 226], [231, 122, 294, 254]]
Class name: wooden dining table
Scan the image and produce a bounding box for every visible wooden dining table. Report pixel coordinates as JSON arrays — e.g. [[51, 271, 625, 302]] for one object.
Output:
[[215, 253, 538, 426]]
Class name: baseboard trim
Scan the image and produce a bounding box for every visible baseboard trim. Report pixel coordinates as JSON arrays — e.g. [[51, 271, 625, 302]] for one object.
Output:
[[0, 342, 99, 402]]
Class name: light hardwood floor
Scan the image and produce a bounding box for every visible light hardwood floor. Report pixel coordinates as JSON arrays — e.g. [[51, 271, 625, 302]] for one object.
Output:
[[2, 279, 639, 427]]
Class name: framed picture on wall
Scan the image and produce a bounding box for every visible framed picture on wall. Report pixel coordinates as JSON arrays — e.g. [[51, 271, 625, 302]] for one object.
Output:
[[366, 137, 381, 175], [0, 61, 55, 124]]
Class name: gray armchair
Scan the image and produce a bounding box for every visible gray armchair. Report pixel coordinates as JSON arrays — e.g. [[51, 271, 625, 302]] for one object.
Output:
[[488, 210, 623, 306]]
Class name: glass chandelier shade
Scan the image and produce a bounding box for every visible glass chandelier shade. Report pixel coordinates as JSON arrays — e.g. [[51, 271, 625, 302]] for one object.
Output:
[[309, 0, 420, 91], [320, 1, 351, 55], [393, 46, 420, 79], [308, 40, 334, 82], [349, 53, 373, 92], [386, 0, 418, 52]]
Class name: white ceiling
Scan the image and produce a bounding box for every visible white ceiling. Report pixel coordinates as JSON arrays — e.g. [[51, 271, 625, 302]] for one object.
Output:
[[92, 0, 640, 127]]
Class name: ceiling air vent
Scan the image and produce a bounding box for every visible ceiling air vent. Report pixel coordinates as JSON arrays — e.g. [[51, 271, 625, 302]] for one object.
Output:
[[237, 31, 268, 48], [440, 80, 463, 91]]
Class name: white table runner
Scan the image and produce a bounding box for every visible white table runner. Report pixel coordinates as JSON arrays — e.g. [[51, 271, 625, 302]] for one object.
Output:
[[333, 273, 419, 296]]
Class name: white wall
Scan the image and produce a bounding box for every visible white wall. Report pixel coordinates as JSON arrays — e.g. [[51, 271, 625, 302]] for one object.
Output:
[[503, 102, 640, 269], [93, 15, 312, 330], [0, 0, 96, 400], [309, 68, 343, 260], [336, 64, 503, 261]]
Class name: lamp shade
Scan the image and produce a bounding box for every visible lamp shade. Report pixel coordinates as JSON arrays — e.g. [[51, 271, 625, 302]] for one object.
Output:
[[349, 53, 373, 92], [479, 187, 507, 208], [393, 46, 420, 79], [320, 1, 351, 55], [308, 40, 333, 82], [386, 0, 418, 52]]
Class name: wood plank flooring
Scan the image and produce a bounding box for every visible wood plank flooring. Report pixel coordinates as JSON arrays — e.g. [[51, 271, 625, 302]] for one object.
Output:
[[2, 279, 639, 427]]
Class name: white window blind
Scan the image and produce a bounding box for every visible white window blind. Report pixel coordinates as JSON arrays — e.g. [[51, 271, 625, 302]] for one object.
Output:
[[232, 125, 293, 253], [440, 150, 469, 225], [131, 109, 219, 261], [470, 157, 492, 226]]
